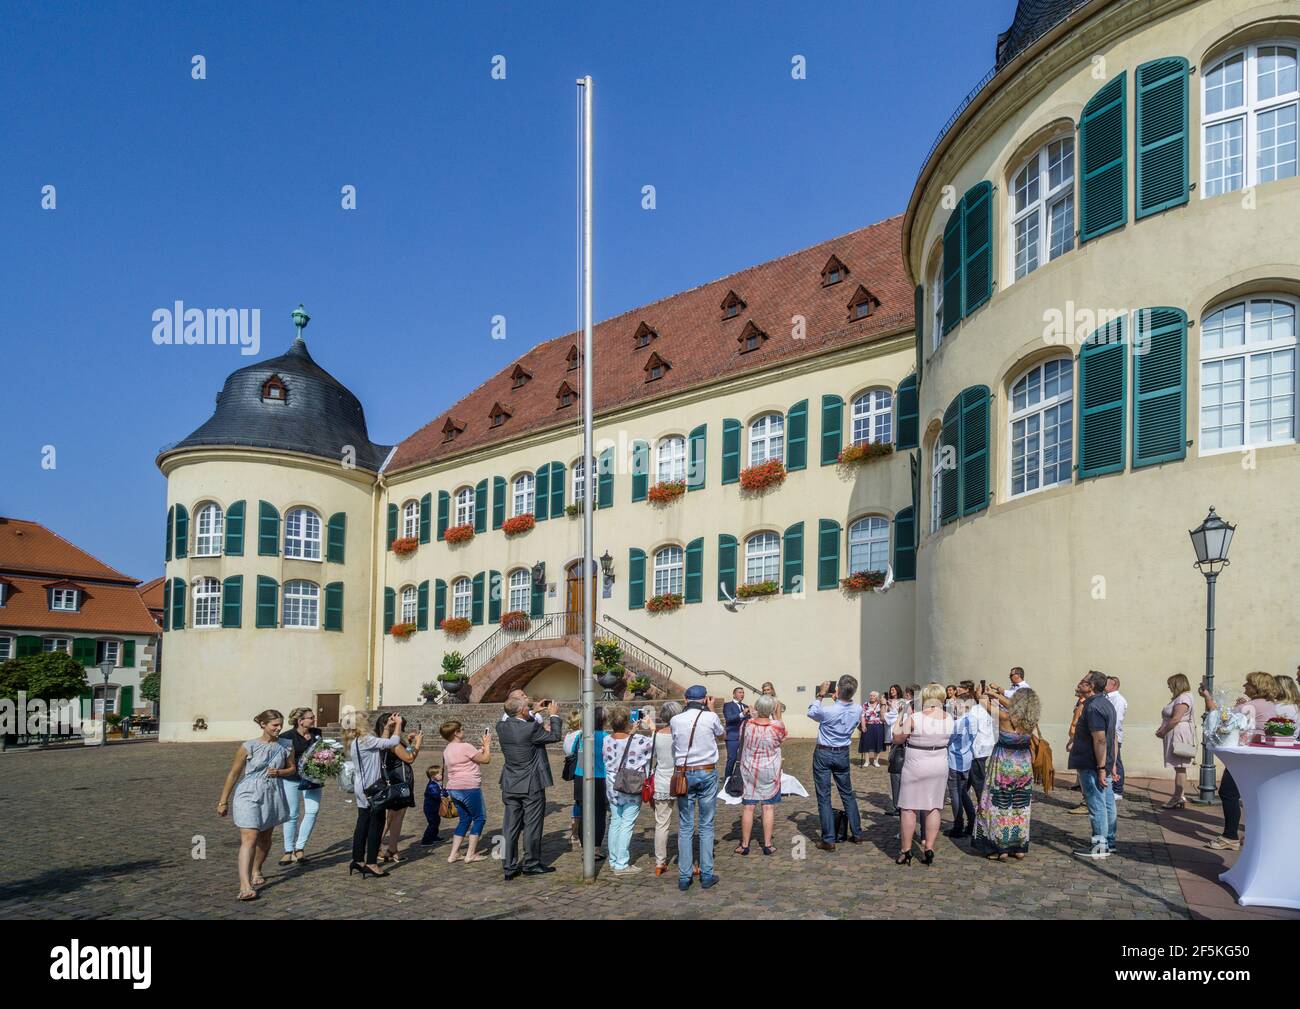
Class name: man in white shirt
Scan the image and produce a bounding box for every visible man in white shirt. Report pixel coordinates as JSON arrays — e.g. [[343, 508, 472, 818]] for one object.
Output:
[[1105, 676, 1127, 800], [669, 685, 726, 891], [949, 681, 996, 837], [1003, 667, 1029, 699]]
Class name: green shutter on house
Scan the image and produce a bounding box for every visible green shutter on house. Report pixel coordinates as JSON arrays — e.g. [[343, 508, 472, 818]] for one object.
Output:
[[416, 580, 429, 631], [597, 449, 614, 509], [221, 575, 243, 628], [1080, 72, 1128, 242], [260, 501, 281, 556], [173, 504, 188, 559], [255, 576, 278, 628], [471, 572, 485, 625], [492, 476, 507, 528], [72, 638, 95, 666], [1135, 58, 1189, 220], [430, 492, 442, 542], [325, 582, 344, 631], [165, 505, 174, 562], [488, 571, 502, 623], [786, 400, 808, 471], [383, 587, 395, 633], [895, 374, 920, 450], [960, 385, 991, 516], [629, 548, 646, 609], [162, 580, 171, 632], [942, 199, 965, 334], [940, 398, 960, 524], [326, 511, 346, 563], [820, 396, 843, 465], [914, 284, 925, 385], [684, 537, 703, 603], [910, 449, 922, 538], [529, 575, 544, 620], [386, 503, 398, 549], [782, 521, 804, 594], [535, 465, 550, 521], [962, 182, 993, 316], [119, 685, 134, 716], [434, 579, 447, 628], [717, 535, 737, 600], [1133, 307, 1187, 468], [631, 441, 650, 501], [224, 500, 245, 556], [170, 578, 186, 630], [893, 507, 917, 581], [817, 519, 840, 590], [1078, 316, 1128, 477], [121, 639, 136, 667], [721, 419, 742, 482], [17, 635, 42, 658], [687, 424, 707, 491], [549, 462, 565, 515], [474, 479, 489, 533]]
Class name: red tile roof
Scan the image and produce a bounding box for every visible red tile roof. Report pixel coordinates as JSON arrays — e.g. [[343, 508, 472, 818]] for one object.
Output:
[[0, 517, 134, 582], [388, 215, 911, 474], [137, 576, 166, 621]]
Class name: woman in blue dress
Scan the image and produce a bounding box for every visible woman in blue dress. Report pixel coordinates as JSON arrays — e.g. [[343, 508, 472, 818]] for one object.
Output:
[[218, 709, 295, 901]]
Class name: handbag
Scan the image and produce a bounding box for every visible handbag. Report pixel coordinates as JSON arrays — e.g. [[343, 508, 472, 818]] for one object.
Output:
[[438, 787, 457, 819], [561, 733, 579, 782], [669, 711, 705, 797], [359, 740, 403, 810], [642, 734, 660, 802], [724, 721, 748, 798], [887, 712, 908, 774], [613, 731, 648, 796]]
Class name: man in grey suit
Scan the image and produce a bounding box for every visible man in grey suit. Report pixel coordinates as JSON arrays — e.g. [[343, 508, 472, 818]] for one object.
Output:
[[496, 695, 563, 880]]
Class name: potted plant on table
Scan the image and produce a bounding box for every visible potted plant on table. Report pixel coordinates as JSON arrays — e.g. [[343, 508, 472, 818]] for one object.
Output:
[[594, 638, 626, 698]]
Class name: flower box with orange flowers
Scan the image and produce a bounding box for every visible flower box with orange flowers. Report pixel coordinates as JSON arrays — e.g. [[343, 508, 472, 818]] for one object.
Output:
[[440, 616, 471, 636], [392, 536, 419, 557], [840, 570, 887, 592], [838, 442, 894, 465], [739, 459, 786, 493], [736, 580, 779, 599], [500, 610, 531, 632], [646, 593, 683, 613], [389, 621, 417, 640], [444, 523, 475, 545], [502, 514, 536, 537], [647, 480, 686, 504]]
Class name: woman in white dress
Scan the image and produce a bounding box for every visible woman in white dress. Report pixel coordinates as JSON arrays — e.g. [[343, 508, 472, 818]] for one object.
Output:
[[217, 709, 295, 901]]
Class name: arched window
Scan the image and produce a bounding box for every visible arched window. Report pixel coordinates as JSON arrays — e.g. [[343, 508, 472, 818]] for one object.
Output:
[[508, 569, 531, 612], [930, 436, 945, 534], [452, 577, 472, 620], [1010, 135, 1074, 281], [402, 500, 419, 539], [400, 585, 418, 625], [847, 517, 890, 574], [1203, 42, 1298, 196], [851, 389, 893, 445], [748, 414, 784, 466], [1200, 296, 1297, 450], [193, 577, 222, 627], [282, 580, 319, 628], [653, 545, 684, 597], [744, 532, 780, 585], [194, 503, 224, 557], [571, 457, 587, 503], [656, 435, 687, 482], [1009, 358, 1074, 497], [454, 487, 475, 527], [285, 507, 322, 560], [928, 248, 944, 353], [512, 474, 535, 516]]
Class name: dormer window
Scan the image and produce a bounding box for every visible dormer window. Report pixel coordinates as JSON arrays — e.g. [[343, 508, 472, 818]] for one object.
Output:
[[441, 417, 466, 443], [738, 320, 768, 354], [566, 345, 581, 371], [644, 352, 671, 383], [511, 364, 533, 390], [720, 290, 746, 321], [633, 321, 657, 349], [51, 587, 79, 611], [848, 285, 880, 321], [261, 375, 288, 404], [489, 402, 513, 428], [821, 255, 849, 286], [556, 381, 578, 408]]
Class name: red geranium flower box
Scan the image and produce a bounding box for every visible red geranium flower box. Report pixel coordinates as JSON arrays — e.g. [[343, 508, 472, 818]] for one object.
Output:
[[389, 621, 417, 640], [440, 616, 471, 636], [739, 459, 787, 493], [500, 610, 531, 632], [647, 480, 686, 504], [736, 580, 779, 598], [838, 442, 894, 465], [841, 570, 886, 592], [502, 514, 536, 537], [646, 593, 683, 613], [444, 523, 475, 544], [392, 536, 419, 556]]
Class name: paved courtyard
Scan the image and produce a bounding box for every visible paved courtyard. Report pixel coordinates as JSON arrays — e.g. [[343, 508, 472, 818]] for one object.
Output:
[[0, 739, 1276, 920]]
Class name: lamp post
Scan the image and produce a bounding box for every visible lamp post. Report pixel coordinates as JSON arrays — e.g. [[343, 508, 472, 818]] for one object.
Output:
[[96, 659, 115, 747], [1188, 506, 1235, 805]]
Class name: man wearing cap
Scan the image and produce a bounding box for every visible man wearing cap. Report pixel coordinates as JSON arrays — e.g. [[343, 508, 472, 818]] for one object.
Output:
[[807, 674, 864, 851], [669, 685, 726, 891]]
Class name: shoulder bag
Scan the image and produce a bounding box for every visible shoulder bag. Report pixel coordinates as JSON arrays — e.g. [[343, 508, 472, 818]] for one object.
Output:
[[613, 732, 648, 796], [669, 711, 705, 797], [561, 732, 579, 782], [724, 721, 748, 798], [360, 739, 396, 810], [642, 733, 661, 802]]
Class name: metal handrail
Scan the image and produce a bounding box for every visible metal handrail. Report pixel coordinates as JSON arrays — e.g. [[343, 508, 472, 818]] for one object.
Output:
[[593, 622, 670, 683], [599, 615, 757, 693]]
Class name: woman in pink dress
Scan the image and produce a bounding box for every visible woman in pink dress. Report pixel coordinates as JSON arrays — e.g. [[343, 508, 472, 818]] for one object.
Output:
[[1155, 674, 1195, 809], [734, 694, 787, 856], [893, 683, 955, 865]]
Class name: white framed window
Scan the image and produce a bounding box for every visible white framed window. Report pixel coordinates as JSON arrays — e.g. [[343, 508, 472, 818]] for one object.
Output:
[[508, 569, 531, 612], [452, 577, 472, 620], [512, 474, 535, 516], [929, 255, 944, 353], [1009, 357, 1074, 497], [747, 414, 784, 466], [930, 440, 945, 534], [194, 502, 224, 556], [93, 685, 118, 716], [400, 585, 418, 624], [0, 637, 11, 661], [454, 487, 475, 527], [653, 545, 684, 597], [1203, 42, 1298, 197], [1010, 136, 1074, 282], [572, 458, 587, 502], [193, 577, 222, 628], [43, 638, 70, 653], [284, 508, 322, 560], [402, 500, 419, 539], [95, 639, 120, 665], [847, 516, 890, 574], [851, 389, 893, 445], [1200, 297, 1297, 451], [51, 588, 78, 611], [656, 435, 687, 482], [282, 580, 319, 628], [744, 532, 780, 585]]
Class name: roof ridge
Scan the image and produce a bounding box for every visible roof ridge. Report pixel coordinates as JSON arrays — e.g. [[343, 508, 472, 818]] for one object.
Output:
[[0, 516, 137, 585]]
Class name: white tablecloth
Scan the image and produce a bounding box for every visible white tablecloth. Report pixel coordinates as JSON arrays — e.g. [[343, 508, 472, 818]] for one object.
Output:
[[1216, 745, 1300, 910]]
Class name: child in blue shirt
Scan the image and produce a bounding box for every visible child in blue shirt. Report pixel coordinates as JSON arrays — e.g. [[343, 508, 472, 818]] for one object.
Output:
[[420, 765, 445, 845]]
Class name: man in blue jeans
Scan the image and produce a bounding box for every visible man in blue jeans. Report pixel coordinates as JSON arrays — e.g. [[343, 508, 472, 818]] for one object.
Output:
[[808, 675, 864, 851], [1069, 670, 1117, 859], [669, 685, 726, 891]]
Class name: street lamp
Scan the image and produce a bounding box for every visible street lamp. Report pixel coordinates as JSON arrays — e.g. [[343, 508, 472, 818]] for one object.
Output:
[[1189, 506, 1235, 805], [96, 659, 115, 748]]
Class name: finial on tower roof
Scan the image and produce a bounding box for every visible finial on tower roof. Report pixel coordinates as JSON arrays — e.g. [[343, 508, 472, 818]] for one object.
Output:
[[291, 303, 311, 342]]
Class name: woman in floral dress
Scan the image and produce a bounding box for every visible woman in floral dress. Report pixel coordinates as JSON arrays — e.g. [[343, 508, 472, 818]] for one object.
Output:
[[972, 687, 1039, 862], [735, 695, 787, 856]]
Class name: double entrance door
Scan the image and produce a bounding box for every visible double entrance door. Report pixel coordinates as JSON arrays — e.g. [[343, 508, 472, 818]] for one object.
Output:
[[564, 559, 598, 635]]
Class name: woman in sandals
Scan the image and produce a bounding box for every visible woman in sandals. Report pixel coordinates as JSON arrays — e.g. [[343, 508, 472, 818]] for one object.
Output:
[[441, 720, 492, 864], [972, 687, 1039, 862], [217, 709, 295, 901], [277, 707, 323, 865], [1155, 674, 1196, 809], [735, 693, 787, 856]]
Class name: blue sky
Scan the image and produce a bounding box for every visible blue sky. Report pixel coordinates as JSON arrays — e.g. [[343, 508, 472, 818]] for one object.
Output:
[[0, 0, 1014, 580]]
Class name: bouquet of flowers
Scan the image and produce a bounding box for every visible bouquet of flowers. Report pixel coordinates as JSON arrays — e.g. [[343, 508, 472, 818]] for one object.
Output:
[[1205, 706, 1251, 750], [1264, 715, 1296, 738], [299, 739, 345, 786]]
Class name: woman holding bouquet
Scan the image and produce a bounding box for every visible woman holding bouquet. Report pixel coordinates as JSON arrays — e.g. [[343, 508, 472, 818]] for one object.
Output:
[[277, 707, 324, 865], [217, 709, 295, 901]]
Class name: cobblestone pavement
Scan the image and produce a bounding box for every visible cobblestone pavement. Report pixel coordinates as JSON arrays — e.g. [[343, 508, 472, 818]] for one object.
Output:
[[0, 740, 1196, 920]]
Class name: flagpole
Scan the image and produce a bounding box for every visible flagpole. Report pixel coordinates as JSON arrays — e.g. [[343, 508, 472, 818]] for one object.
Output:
[[577, 74, 596, 883]]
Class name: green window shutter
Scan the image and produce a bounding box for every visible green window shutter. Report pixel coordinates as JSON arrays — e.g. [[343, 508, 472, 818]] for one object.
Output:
[[530, 574, 544, 619], [121, 639, 136, 667], [687, 424, 707, 491], [962, 182, 993, 316], [488, 571, 502, 623], [429, 492, 441, 542], [386, 503, 398, 549], [1135, 58, 1189, 220], [324, 582, 344, 631], [171, 578, 186, 630], [597, 449, 614, 509], [940, 397, 961, 525], [1080, 72, 1128, 242], [162, 581, 171, 632], [326, 511, 346, 563], [631, 441, 649, 501], [260, 501, 281, 556], [895, 374, 920, 450], [474, 479, 489, 533], [17, 635, 42, 658], [786, 400, 808, 471], [535, 465, 550, 521], [471, 572, 485, 625], [893, 508, 917, 581], [910, 449, 922, 537], [684, 537, 703, 603], [224, 500, 245, 556], [119, 685, 134, 715], [1078, 316, 1128, 477], [721, 419, 742, 482], [817, 519, 841, 590], [960, 385, 991, 516], [72, 638, 95, 666], [416, 580, 429, 631], [1133, 307, 1187, 468], [221, 575, 243, 628], [165, 506, 174, 562], [629, 548, 646, 609], [549, 462, 565, 515], [819, 396, 843, 466], [914, 284, 925, 385], [942, 199, 965, 334], [383, 587, 395, 633], [717, 535, 737, 600], [492, 476, 507, 528], [434, 580, 447, 628], [173, 504, 188, 559], [782, 521, 804, 594], [255, 576, 278, 628]]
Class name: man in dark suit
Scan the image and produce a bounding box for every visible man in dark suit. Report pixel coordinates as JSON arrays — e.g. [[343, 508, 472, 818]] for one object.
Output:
[[496, 695, 563, 879], [722, 687, 751, 783]]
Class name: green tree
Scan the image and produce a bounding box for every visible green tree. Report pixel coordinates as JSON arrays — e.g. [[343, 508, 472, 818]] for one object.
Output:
[[140, 670, 161, 705], [23, 651, 89, 702], [0, 657, 28, 704]]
